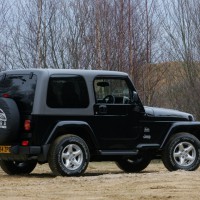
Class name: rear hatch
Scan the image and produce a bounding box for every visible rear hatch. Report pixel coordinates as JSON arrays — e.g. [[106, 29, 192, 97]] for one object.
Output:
[[0, 73, 37, 115], [0, 72, 37, 149]]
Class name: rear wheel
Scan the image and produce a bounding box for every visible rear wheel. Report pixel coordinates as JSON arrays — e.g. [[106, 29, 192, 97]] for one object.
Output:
[[162, 133, 200, 171], [115, 154, 151, 173], [0, 160, 37, 175], [48, 135, 90, 176]]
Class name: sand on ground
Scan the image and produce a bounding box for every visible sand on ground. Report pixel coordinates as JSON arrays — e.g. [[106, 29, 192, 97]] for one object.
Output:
[[0, 161, 199, 200]]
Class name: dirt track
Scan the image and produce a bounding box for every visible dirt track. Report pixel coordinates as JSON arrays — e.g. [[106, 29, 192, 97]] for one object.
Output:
[[0, 161, 200, 200]]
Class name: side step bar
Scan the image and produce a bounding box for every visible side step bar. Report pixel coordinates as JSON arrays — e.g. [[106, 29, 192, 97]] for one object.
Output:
[[99, 150, 138, 156]]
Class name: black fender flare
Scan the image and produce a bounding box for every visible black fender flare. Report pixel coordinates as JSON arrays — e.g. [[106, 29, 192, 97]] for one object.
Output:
[[44, 120, 100, 149], [160, 121, 200, 149]]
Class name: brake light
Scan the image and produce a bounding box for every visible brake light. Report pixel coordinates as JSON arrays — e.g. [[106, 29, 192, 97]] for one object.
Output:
[[24, 120, 31, 131], [2, 93, 10, 98], [22, 140, 29, 146]]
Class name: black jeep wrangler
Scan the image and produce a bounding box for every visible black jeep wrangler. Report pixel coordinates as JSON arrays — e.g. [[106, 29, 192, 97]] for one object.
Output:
[[0, 69, 200, 176]]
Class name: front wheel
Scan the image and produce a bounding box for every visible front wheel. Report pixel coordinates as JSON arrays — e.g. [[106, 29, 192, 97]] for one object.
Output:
[[48, 135, 90, 176], [0, 160, 37, 175], [115, 154, 151, 173], [162, 133, 200, 171]]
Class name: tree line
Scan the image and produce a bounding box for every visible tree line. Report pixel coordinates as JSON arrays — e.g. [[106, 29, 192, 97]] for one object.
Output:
[[0, 0, 200, 119]]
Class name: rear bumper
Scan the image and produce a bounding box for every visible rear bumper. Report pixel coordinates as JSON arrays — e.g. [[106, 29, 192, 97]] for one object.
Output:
[[0, 144, 49, 162], [10, 145, 41, 155]]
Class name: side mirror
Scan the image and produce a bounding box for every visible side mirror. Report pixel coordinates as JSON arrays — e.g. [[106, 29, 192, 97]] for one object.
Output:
[[132, 91, 139, 103]]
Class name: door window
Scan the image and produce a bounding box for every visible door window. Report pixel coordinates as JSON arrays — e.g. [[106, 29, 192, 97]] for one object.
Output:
[[94, 78, 131, 104]]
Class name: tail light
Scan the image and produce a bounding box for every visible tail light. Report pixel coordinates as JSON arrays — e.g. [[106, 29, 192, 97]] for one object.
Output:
[[21, 140, 29, 146], [23, 120, 31, 146], [24, 120, 31, 131], [2, 93, 10, 98]]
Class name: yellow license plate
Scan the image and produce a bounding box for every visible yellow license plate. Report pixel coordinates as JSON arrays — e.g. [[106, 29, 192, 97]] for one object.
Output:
[[0, 146, 11, 153]]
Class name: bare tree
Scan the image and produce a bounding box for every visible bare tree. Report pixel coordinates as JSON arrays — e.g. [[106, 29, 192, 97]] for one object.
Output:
[[0, 0, 11, 71], [0, 0, 164, 108], [161, 0, 200, 119]]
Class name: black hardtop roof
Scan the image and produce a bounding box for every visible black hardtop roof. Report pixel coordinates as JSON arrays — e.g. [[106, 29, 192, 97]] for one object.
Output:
[[1, 69, 128, 78]]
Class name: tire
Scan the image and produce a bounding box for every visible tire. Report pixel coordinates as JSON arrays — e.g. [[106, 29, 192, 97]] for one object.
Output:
[[48, 135, 90, 176], [162, 133, 200, 171], [0, 160, 37, 175], [0, 98, 20, 144], [115, 154, 151, 173]]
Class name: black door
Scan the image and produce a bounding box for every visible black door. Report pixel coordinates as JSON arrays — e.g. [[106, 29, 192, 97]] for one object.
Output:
[[92, 77, 144, 150]]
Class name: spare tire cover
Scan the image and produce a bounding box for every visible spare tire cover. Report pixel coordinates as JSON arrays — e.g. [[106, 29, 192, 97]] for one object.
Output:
[[0, 98, 20, 144]]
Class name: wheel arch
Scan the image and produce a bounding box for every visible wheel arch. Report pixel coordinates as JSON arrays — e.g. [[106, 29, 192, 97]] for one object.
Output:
[[160, 122, 200, 149], [45, 121, 99, 153]]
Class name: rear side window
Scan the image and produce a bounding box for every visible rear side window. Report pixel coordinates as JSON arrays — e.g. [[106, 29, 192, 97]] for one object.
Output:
[[0, 74, 37, 113], [47, 76, 89, 108]]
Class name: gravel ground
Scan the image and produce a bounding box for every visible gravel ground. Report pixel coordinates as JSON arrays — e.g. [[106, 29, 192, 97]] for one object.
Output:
[[0, 161, 199, 200]]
